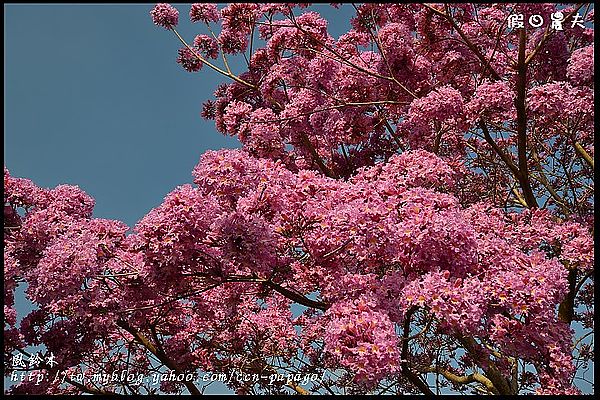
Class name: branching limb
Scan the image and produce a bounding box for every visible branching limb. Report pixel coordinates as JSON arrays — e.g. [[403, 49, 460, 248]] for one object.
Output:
[[422, 4, 501, 80], [400, 307, 435, 395], [574, 142, 594, 169], [514, 29, 538, 208], [424, 365, 497, 394], [116, 319, 202, 395], [456, 335, 516, 395], [299, 132, 337, 178], [478, 120, 520, 177], [171, 27, 256, 89]]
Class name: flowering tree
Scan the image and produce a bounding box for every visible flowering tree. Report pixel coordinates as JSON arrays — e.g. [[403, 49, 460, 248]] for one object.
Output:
[[4, 3, 594, 395]]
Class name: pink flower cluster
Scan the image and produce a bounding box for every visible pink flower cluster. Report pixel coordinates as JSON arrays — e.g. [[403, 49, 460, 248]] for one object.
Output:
[[567, 45, 594, 86], [193, 34, 219, 59], [176, 47, 202, 72], [189, 3, 219, 24], [324, 298, 401, 386], [150, 3, 178, 30], [467, 81, 515, 123]]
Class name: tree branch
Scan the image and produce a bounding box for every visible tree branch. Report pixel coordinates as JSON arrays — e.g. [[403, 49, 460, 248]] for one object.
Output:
[[171, 27, 256, 90], [574, 268, 594, 295], [286, 381, 310, 395], [287, 6, 418, 99], [400, 307, 435, 395], [265, 280, 329, 311], [574, 142, 594, 169], [524, 4, 585, 65], [530, 145, 571, 215], [422, 4, 501, 80], [299, 132, 337, 178], [514, 28, 538, 208], [221, 275, 329, 311], [558, 267, 577, 323], [478, 120, 520, 178], [456, 335, 515, 395], [424, 366, 497, 394], [116, 319, 202, 395], [64, 376, 121, 396]]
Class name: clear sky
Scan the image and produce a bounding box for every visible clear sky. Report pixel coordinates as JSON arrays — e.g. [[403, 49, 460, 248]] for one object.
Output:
[[4, 3, 354, 228], [4, 3, 240, 228]]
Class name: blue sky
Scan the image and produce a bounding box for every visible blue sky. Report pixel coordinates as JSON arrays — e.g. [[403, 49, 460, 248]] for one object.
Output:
[[4, 4, 240, 228], [4, 3, 355, 228]]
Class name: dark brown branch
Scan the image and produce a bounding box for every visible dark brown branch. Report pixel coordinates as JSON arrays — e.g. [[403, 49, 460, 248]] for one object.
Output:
[[574, 268, 594, 295], [116, 319, 201, 395], [422, 4, 501, 80], [265, 280, 329, 311], [320, 238, 353, 260], [400, 307, 435, 395], [221, 275, 329, 311], [478, 120, 520, 178], [381, 116, 406, 152], [558, 267, 578, 323], [514, 29, 538, 208], [299, 132, 337, 178]]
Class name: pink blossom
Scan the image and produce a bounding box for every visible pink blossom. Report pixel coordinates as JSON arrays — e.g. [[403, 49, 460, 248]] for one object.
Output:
[[222, 100, 253, 138], [193, 34, 218, 59], [324, 298, 401, 386], [150, 3, 178, 30], [467, 80, 514, 123], [176, 47, 202, 72], [189, 3, 219, 24], [567, 45, 594, 86]]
